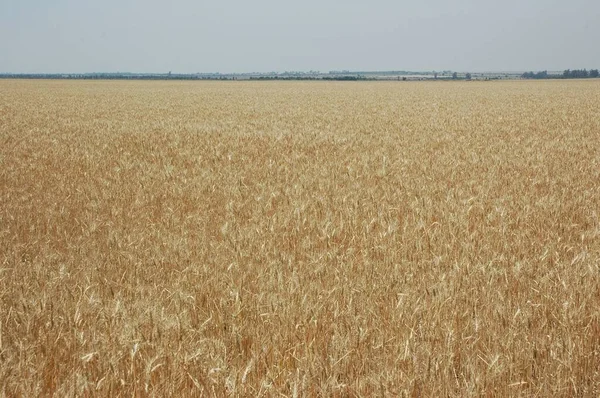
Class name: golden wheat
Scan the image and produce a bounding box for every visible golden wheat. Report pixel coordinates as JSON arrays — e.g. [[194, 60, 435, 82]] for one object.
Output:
[[1, 79, 600, 396]]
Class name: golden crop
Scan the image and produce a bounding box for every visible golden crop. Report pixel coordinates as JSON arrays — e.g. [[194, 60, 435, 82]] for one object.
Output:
[[1, 79, 599, 396]]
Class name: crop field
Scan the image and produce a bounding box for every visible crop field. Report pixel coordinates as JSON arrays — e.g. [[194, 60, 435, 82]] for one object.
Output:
[[1, 79, 600, 396]]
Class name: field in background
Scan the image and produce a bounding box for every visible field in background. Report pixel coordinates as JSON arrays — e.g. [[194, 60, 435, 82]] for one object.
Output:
[[1, 79, 599, 396]]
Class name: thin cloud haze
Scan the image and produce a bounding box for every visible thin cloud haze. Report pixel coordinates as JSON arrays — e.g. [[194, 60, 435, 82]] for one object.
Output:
[[1, 0, 599, 73]]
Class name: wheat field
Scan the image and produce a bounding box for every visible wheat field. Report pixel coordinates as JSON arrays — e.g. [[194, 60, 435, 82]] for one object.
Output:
[[1, 79, 600, 396]]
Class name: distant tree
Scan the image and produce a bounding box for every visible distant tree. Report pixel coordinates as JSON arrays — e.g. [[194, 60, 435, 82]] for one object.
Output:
[[452, 72, 458, 79], [591, 69, 600, 78], [562, 69, 594, 79], [522, 71, 534, 79], [522, 70, 549, 79], [465, 73, 472, 80], [434, 72, 438, 79]]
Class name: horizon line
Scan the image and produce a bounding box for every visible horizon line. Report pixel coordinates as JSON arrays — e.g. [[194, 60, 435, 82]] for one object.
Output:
[[0, 68, 585, 76]]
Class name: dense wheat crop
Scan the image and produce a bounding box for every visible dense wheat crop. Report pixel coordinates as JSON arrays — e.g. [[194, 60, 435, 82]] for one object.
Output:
[[1, 79, 600, 396]]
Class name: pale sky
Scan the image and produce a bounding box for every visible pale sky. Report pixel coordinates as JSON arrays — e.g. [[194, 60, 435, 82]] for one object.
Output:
[[1, 0, 599, 74]]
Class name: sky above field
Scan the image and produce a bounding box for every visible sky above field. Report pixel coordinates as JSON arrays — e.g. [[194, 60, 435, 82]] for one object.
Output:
[[1, 0, 599, 74]]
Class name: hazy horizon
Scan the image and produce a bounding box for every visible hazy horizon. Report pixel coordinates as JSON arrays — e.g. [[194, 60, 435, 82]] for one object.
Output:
[[1, 0, 599, 74]]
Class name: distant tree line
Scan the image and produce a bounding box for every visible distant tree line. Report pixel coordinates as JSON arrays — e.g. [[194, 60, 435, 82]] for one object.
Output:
[[322, 75, 366, 81], [0, 73, 211, 80], [522, 69, 599, 79], [0, 73, 372, 81], [250, 76, 321, 81], [251, 75, 370, 81], [562, 69, 599, 78], [521, 70, 549, 79]]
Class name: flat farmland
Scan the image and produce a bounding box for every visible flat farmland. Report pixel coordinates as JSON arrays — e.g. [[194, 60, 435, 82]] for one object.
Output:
[[1, 79, 600, 396]]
